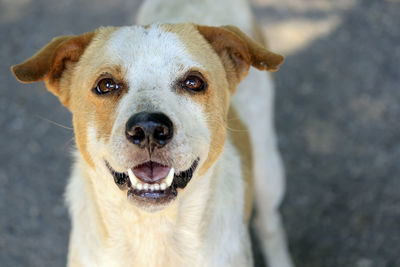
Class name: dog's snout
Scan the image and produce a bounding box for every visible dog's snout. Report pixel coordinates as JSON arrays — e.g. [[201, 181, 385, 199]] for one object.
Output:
[[125, 112, 173, 150]]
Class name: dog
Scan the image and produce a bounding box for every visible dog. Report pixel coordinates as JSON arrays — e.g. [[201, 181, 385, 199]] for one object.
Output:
[[11, 0, 293, 266]]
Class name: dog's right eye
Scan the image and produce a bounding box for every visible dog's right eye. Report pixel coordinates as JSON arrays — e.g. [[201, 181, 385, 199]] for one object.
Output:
[[94, 78, 120, 95]]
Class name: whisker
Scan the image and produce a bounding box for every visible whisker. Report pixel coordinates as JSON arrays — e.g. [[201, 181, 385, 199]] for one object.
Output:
[[35, 115, 73, 131], [63, 137, 76, 150], [226, 126, 249, 133]]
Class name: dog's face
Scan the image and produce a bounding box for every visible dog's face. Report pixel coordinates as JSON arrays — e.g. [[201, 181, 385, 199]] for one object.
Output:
[[12, 23, 283, 211]]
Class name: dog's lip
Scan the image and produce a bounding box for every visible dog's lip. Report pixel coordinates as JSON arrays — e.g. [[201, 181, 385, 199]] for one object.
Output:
[[105, 158, 199, 203], [127, 184, 177, 205]]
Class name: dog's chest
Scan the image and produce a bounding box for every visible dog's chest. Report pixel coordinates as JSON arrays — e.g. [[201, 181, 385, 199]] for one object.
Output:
[[97, 209, 210, 267]]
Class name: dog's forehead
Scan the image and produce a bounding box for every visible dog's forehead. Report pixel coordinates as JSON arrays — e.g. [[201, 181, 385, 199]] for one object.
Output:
[[104, 24, 203, 76]]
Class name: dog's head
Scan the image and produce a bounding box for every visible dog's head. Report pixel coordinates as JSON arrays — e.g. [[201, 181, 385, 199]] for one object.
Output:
[[11, 23, 283, 211]]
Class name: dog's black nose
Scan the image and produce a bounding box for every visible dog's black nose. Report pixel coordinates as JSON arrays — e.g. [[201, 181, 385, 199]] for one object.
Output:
[[125, 112, 173, 150]]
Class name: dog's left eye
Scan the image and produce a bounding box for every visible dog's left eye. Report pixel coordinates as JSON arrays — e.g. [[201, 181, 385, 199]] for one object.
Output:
[[94, 78, 120, 94], [181, 74, 206, 92]]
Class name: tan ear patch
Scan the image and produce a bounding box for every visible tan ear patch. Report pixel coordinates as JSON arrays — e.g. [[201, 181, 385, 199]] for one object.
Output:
[[11, 31, 95, 106], [47, 32, 95, 85], [11, 36, 73, 83], [197, 25, 251, 83], [221, 25, 284, 71], [197, 25, 284, 83]]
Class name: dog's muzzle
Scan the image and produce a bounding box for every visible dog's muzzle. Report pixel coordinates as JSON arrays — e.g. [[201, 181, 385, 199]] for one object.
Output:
[[105, 111, 200, 208]]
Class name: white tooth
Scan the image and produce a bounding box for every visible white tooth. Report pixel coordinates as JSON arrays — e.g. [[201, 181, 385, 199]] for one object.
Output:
[[149, 184, 155, 191], [128, 169, 138, 186], [165, 168, 175, 187], [154, 184, 160, 191], [136, 183, 143, 190], [143, 183, 149, 191], [160, 183, 167, 190]]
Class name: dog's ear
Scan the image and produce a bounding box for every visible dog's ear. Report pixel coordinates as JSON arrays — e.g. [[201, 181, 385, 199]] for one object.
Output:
[[11, 32, 94, 106], [197, 25, 284, 82]]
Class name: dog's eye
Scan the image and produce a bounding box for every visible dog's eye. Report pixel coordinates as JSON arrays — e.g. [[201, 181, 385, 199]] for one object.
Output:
[[181, 75, 206, 92], [94, 78, 120, 94]]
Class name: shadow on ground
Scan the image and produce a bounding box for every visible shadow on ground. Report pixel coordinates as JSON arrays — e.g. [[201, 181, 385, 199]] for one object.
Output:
[[275, 1, 400, 266]]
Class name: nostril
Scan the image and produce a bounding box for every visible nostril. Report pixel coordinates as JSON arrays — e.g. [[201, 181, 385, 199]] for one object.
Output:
[[153, 126, 170, 143], [128, 127, 146, 145]]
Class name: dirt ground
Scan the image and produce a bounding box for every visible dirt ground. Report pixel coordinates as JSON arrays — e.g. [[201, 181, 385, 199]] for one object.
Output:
[[1, 0, 399, 266]]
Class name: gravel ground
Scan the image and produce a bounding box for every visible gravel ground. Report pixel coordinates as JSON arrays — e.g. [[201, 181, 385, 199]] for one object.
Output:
[[1, 0, 399, 266]]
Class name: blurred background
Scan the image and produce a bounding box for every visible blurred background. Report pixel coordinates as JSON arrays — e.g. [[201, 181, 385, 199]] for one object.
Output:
[[0, 0, 399, 266]]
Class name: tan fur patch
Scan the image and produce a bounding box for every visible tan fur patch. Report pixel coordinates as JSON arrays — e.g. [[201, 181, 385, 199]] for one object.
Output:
[[67, 27, 128, 167], [220, 25, 284, 72], [227, 106, 254, 223], [11, 32, 95, 107]]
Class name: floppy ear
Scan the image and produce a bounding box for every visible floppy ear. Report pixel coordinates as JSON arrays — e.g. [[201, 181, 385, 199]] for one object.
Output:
[[197, 25, 284, 83], [11, 31, 94, 106]]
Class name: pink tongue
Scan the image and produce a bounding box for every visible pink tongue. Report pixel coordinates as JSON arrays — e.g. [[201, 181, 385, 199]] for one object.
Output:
[[133, 162, 171, 183]]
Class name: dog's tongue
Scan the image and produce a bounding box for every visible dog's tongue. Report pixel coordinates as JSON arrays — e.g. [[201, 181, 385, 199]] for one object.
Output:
[[133, 162, 170, 183]]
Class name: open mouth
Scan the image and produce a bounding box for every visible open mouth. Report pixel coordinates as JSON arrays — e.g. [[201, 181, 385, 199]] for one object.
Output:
[[105, 158, 199, 206]]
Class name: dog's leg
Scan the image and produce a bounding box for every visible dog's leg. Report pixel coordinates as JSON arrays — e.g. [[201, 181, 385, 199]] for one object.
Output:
[[254, 209, 293, 267], [252, 133, 293, 267], [233, 68, 294, 267], [252, 139, 293, 267]]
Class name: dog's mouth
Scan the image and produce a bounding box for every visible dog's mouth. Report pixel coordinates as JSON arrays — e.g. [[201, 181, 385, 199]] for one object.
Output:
[[105, 158, 199, 206]]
